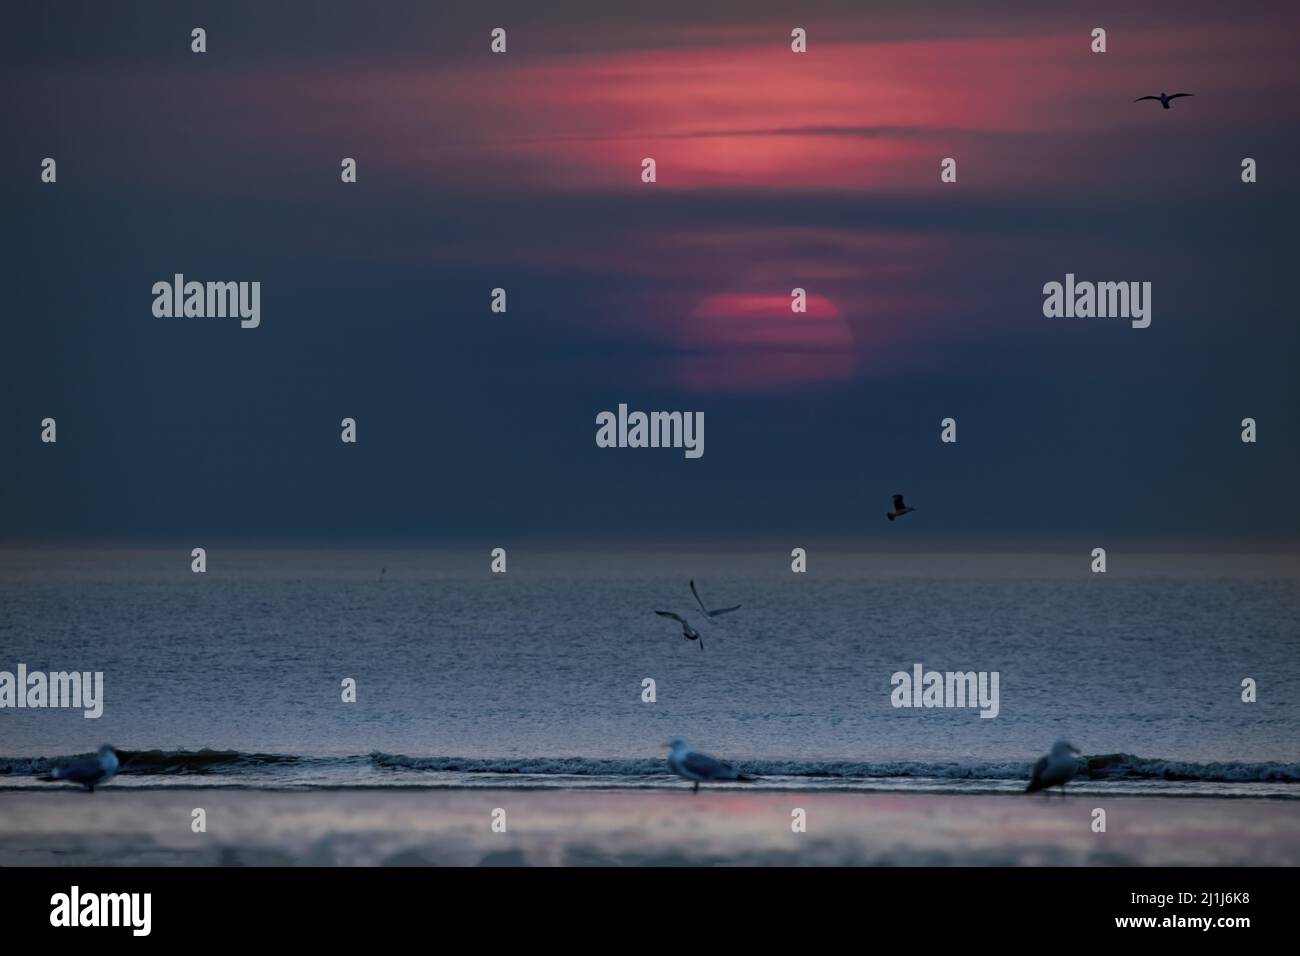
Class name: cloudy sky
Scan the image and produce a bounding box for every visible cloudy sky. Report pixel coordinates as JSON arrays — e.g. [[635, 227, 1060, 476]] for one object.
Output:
[[3, 0, 1297, 544]]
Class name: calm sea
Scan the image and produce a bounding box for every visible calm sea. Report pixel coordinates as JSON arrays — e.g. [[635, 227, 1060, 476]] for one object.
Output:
[[3, 546, 1297, 796]]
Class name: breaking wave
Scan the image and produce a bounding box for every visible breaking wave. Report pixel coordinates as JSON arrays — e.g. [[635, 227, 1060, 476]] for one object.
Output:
[[2, 749, 1295, 785]]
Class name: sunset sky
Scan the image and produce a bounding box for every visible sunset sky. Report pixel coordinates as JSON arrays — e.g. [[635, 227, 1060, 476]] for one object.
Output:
[[3, 0, 1298, 542]]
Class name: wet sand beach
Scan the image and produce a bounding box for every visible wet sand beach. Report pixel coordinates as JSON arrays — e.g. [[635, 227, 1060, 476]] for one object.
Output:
[[2, 789, 1298, 867]]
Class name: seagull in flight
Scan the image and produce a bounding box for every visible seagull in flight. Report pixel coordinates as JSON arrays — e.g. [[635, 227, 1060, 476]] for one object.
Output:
[[1025, 739, 1082, 796], [37, 745, 120, 793], [665, 739, 756, 793], [1134, 92, 1193, 109], [689, 579, 741, 620], [886, 494, 916, 521], [655, 610, 704, 650]]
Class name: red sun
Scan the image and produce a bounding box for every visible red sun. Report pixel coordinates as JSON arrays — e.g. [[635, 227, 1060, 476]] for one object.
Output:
[[675, 292, 856, 393]]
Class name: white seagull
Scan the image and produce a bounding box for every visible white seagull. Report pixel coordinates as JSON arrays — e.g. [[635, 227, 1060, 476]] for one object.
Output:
[[655, 610, 705, 650], [1025, 739, 1082, 795], [689, 579, 741, 620], [665, 738, 755, 793], [38, 745, 120, 793]]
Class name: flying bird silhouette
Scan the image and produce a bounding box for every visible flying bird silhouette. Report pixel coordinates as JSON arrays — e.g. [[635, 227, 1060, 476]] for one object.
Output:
[[887, 494, 916, 521], [1025, 739, 1082, 796], [37, 745, 120, 793], [655, 610, 704, 650], [665, 738, 756, 793], [689, 579, 741, 619], [1134, 92, 1193, 109]]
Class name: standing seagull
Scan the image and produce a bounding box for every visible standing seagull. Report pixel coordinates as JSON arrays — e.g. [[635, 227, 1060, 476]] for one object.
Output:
[[665, 739, 755, 793], [886, 494, 916, 521], [37, 745, 120, 793], [1134, 92, 1193, 109], [1025, 739, 1082, 796], [655, 610, 704, 650], [689, 579, 741, 620]]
